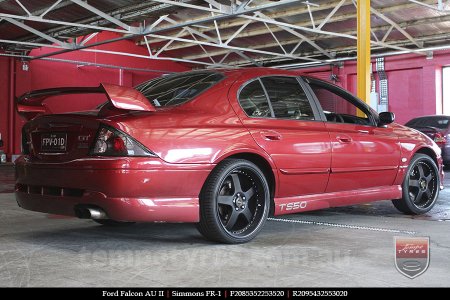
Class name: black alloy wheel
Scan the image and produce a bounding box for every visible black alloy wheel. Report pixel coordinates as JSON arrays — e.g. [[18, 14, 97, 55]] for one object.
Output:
[[392, 154, 440, 214], [197, 159, 270, 243]]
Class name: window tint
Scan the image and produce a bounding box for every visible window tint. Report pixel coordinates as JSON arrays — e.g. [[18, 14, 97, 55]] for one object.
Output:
[[239, 80, 272, 118], [135, 72, 223, 107], [261, 77, 315, 120], [405, 117, 450, 129], [309, 82, 370, 125]]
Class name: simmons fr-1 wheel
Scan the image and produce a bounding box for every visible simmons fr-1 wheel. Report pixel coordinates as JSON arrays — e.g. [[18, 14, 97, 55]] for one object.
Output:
[[93, 219, 135, 226], [392, 154, 440, 215], [197, 159, 270, 244]]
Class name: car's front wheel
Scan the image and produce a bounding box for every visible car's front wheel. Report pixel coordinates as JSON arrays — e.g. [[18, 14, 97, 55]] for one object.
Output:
[[197, 159, 270, 244], [392, 154, 440, 214]]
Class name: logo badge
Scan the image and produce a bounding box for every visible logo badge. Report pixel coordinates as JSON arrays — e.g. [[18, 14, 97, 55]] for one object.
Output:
[[394, 237, 430, 279], [78, 135, 90, 142]]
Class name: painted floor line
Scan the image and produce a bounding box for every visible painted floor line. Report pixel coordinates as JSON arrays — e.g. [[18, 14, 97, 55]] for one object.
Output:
[[268, 217, 417, 235]]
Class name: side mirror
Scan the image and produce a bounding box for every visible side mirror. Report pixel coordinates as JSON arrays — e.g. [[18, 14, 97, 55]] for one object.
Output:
[[378, 112, 395, 126]]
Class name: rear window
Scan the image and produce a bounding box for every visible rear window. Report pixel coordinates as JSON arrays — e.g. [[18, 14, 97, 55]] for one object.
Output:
[[405, 117, 450, 129], [135, 72, 224, 107]]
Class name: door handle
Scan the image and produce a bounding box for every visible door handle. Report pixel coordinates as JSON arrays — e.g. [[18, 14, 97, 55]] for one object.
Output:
[[357, 129, 373, 134], [260, 130, 282, 141], [336, 135, 352, 143]]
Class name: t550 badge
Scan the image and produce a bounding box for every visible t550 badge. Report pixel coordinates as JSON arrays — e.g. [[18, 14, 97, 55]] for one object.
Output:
[[394, 237, 430, 279]]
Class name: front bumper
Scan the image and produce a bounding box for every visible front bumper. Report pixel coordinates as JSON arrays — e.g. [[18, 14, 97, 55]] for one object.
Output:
[[15, 156, 214, 222]]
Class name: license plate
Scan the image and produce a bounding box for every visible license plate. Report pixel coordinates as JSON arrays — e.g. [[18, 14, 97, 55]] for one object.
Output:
[[41, 133, 67, 152]]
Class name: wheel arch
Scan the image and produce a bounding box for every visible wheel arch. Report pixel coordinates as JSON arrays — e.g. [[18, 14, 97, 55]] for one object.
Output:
[[208, 151, 277, 215], [414, 146, 439, 166]]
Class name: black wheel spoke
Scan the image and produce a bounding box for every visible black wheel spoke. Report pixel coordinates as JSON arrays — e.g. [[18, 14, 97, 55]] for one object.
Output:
[[409, 179, 420, 188], [414, 190, 424, 203], [231, 174, 242, 193], [424, 188, 432, 199], [225, 210, 239, 230], [425, 173, 432, 183], [243, 187, 254, 200], [241, 208, 253, 223], [218, 195, 234, 206], [417, 164, 425, 177]]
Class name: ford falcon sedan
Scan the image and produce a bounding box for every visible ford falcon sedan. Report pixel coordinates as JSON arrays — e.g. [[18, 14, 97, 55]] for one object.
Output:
[[15, 68, 444, 243]]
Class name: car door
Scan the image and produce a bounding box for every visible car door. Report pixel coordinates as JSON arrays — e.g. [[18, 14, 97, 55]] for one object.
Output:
[[304, 77, 401, 193], [230, 75, 331, 198]]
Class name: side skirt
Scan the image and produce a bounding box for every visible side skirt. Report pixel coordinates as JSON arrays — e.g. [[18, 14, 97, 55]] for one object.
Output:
[[274, 185, 402, 216]]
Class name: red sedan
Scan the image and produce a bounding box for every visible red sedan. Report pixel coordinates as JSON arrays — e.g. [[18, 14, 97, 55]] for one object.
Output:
[[15, 68, 444, 243]]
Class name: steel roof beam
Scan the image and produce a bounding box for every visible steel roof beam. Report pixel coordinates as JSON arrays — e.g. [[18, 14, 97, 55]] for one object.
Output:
[[3, 28, 447, 69], [40, 0, 63, 18], [146, 0, 436, 46], [26, 0, 310, 61], [15, 0, 32, 16], [370, 6, 422, 48], [254, 11, 334, 58], [0, 12, 131, 34], [145, 32, 322, 62], [69, 0, 137, 32], [2, 17, 71, 48], [228, 32, 450, 67], [0, 37, 228, 67], [181, 21, 431, 61], [317, 0, 347, 30], [408, 0, 450, 11], [10, 0, 187, 45], [178, 3, 450, 61], [0, 39, 62, 49], [146, 0, 428, 52]]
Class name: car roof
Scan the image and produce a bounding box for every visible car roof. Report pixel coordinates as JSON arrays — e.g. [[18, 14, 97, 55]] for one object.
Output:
[[408, 115, 450, 120], [184, 67, 301, 77]]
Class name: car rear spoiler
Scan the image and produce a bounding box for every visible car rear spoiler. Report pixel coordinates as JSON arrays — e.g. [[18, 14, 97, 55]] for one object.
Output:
[[16, 83, 155, 120]]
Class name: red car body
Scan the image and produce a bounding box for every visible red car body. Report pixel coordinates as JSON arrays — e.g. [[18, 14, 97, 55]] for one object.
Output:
[[15, 68, 444, 241]]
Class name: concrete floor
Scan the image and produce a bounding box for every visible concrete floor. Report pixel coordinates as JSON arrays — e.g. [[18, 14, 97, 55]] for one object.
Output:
[[0, 164, 449, 287]]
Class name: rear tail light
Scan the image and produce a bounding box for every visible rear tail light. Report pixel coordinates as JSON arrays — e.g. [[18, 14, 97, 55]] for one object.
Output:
[[434, 133, 446, 147], [90, 125, 157, 157]]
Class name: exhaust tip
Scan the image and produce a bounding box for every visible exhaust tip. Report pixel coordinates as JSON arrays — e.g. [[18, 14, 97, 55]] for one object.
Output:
[[74, 205, 108, 220]]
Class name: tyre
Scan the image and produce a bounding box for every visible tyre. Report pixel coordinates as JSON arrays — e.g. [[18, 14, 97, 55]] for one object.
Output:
[[197, 159, 270, 244], [93, 219, 135, 226], [392, 154, 440, 215]]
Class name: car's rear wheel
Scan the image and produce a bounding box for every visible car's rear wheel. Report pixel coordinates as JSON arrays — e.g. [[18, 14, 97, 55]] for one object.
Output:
[[93, 219, 135, 226], [392, 154, 440, 214], [197, 159, 270, 244]]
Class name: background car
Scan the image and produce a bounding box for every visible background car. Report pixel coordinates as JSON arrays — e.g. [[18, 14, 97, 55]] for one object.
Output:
[[15, 68, 443, 244], [405, 115, 450, 166]]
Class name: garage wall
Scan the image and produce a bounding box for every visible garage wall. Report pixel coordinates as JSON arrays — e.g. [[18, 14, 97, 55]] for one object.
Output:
[[298, 50, 450, 125], [0, 32, 189, 160]]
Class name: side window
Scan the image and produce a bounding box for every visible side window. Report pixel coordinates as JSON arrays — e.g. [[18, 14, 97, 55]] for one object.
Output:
[[238, 80, 271, 118], [309, 82, 371, 125], [261, 77, 315, 120]]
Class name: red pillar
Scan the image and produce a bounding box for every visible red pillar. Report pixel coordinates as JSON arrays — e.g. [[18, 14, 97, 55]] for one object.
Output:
[[8, 58, 15, 158]]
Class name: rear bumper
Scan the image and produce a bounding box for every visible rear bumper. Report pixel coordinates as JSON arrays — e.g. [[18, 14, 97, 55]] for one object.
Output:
[[15, 156, 214, 222]]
